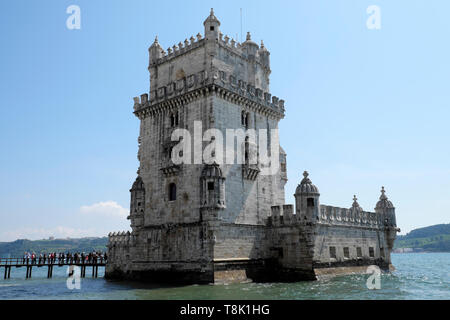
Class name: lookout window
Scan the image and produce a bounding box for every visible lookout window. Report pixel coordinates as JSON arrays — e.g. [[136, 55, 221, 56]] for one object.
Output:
[[170, 112, 179, 127], [241, 111, 249, 128], [343, 247, 350, 259], [329, 246, 337, 259], [210, 26, 214, 31], [307, 198, 315, 207], [207, 182, 214, 191], [357, 247, 363, 258], [168, 183, 177, 201]]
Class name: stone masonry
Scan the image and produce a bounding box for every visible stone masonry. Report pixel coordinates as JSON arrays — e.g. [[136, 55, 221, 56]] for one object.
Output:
[[105, 10, 400, 284]]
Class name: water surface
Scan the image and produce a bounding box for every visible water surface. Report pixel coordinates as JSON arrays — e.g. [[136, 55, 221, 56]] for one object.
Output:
[[0, 253, 448, 299]]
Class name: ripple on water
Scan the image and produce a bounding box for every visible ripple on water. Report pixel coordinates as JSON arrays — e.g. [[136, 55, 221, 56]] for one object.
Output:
[[0, 253, 449, 300]]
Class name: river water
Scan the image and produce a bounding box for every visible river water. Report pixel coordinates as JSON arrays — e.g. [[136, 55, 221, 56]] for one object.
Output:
[[0, 253, 448, 300]]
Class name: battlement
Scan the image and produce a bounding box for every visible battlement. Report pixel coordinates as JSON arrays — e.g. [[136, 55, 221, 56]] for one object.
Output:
[[132, 69, 285, 119], [268, 203, 386, 229], [268, 204, 296, 226], [107, 231, 132, 246], [149, 33, 205, 67], [318, 205, 383, 228], [149, 27, 269, 73]]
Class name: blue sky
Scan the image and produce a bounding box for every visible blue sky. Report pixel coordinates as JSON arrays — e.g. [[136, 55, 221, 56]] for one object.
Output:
[[0, 0, 449, 241]]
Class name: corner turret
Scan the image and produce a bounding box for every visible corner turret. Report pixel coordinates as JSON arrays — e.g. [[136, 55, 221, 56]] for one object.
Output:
[[200, 163, 226, 221], [128, 176, 145, 232], [294, 171, 320, 223], [242, 32, 259, 59], [148, 36, 164, 67], [375, 186, 399, 264], [203, 8, 220, 41], [258, 40, 270, 69], [375, 186, 396, 227]]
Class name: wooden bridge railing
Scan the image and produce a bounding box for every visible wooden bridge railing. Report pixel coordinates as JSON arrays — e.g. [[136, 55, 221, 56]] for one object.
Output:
[[0, 257, 107, 266], [0, 257, 107, 279]]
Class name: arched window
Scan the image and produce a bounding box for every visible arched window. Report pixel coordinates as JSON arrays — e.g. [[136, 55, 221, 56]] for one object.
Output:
[[307, 198, 315, 207], [168, 183, 177, 201]]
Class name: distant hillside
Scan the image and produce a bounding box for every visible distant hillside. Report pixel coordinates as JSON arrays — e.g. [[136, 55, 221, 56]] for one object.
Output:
[[0, 237, 108, 258], [395, 223, 450, 252]]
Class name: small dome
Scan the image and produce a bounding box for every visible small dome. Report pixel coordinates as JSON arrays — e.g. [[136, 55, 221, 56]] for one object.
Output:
[[350, 195, 363, 211], [131, 176, 145, 191], [295, 171, 320, 194], [203, 8, 220, 26], [375, 186, 394, 209], [259, 40, 268, 52], [201, 163, 223, 178], [242, 32, 258, 47], [149, 36, 161, 49]]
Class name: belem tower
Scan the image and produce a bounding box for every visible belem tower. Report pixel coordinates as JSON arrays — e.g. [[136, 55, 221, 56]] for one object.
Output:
[[106, 10, 400, 284]]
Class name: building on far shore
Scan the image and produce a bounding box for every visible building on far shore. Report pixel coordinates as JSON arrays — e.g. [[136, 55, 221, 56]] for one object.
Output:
[[106, 10, 400, 284]]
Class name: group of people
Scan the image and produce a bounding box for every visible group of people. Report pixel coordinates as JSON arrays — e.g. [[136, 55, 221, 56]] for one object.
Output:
[[21, 251, 107, 265]]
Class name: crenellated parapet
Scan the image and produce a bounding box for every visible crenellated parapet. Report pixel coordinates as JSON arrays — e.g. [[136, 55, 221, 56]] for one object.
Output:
[[107, 231, 132, 247], [267, 203, 385, 229], [132, 69, 285, 120], [217, 32, 271, 72], [318, 205, 381, 228], [268, 171, 399, 232], [268, 204, 296, 226], [149, 34, 205, 67]]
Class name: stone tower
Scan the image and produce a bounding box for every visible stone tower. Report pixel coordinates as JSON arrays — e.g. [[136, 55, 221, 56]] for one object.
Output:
[[107, 9, 398, 284], [107, 9, 287, 283], [131, 8, 286, 229]]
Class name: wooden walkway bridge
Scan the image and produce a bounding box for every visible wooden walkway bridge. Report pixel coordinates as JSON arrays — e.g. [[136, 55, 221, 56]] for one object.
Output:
[[0, 258, 106, 279]]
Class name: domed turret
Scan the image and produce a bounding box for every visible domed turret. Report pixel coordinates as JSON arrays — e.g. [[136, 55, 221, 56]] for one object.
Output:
[[204, 8, 220, 41], [258, 40, 270, 69], [200, 163, 226, 212], [242, 32, 259, 59], [375, 186, 394, 210], [148, 36, 164, 66], [295, 171, 320, 223], [375, 186, 397, 227], [295, 171, 320, 195], [201, 162, 223, 178], [131, 176, 145, 191], [129, 176, 145, 232]]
